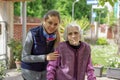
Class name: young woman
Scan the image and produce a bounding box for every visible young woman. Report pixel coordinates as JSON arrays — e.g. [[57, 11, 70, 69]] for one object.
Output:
[[21, 10, 61, 80], [47, 22, 96, 80]]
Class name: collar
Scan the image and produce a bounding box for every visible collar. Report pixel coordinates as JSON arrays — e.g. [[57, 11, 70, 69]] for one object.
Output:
[[66, 41, 81, 49], [43, 28, 56, 42]]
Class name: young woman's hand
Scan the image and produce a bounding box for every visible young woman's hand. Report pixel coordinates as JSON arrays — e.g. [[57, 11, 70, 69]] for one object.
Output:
[[46, 51, 59, 61]]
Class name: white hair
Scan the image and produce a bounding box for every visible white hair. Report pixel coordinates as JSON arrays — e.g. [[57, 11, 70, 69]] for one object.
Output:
[[63, 22, 81, 41]]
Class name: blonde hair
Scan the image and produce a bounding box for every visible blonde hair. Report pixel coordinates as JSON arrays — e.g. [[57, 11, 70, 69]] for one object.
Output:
[[54, 29, 61, 48]]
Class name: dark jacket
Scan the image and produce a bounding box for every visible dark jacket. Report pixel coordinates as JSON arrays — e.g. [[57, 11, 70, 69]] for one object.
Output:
[[21, 26, 55, 72]]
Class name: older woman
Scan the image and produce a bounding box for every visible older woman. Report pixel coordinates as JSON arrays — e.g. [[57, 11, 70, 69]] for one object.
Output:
[[47, 22, 96, 80]]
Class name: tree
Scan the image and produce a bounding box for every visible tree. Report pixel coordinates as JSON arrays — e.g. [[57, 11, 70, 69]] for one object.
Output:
[[14, 0, 91, 20], [14, 0, 57, 18], [99, 0, 117, 6], [94, 7, 108, 24], [75, 0, 91, 19]]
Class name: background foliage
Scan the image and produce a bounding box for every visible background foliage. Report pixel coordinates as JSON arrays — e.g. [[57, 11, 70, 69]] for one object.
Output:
[[98, 0, 117, 6], [14, 0, 91, 20], [8, 39, 22, 61]]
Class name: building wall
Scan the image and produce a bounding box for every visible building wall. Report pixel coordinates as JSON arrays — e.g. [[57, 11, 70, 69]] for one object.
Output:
[[14, 23, 40, 41], [14, 23, 114, 41]]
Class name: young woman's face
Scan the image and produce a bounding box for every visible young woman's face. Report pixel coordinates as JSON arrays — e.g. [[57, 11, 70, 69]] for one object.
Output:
[[67, 26, 80, 46], [43, 16, 60, 34]]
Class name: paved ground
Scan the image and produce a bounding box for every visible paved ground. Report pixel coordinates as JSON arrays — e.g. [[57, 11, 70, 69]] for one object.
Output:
[[4, 69, 23, 80], [3, 69, 118, 80]]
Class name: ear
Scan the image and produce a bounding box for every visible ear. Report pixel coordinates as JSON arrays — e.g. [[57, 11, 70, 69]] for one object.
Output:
[[43, 18, 46, 25]]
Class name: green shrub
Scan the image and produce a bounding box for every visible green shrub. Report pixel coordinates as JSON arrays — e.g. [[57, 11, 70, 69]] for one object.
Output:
[[0, 62, 6, 79], [106, 57, 120, 68], [91, 44, 118, 67], [96, 38, 108, 45], [8, 39, 22, 61]]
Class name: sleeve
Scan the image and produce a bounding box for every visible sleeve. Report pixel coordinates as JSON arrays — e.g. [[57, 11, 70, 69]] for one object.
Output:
[[86, 54, 96, 80], [47, 60, 58, 80], [21, 31, 46, 62], [47, 47, 60, 80]]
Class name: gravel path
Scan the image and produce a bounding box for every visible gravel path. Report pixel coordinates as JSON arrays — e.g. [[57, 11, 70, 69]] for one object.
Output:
[[4, 69, 118, 80]]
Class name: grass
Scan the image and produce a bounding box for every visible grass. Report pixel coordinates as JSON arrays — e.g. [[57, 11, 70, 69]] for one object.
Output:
[[91, 43, 119, 67], [90, 43, 120, 74]]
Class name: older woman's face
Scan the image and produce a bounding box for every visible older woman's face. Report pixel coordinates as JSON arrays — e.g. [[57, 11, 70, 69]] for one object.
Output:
[[67, 26, 80, 46]]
